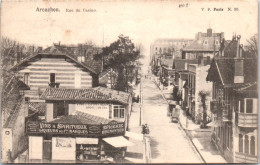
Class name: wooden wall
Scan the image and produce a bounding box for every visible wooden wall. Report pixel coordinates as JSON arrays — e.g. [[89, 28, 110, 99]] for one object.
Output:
[[18, 57, 93, 102]]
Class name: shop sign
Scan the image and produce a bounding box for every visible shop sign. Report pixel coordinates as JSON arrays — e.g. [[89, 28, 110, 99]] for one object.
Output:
[[26, 120, 125, 136], [102, 120, 125, 136], [26, 121, 100, 136]]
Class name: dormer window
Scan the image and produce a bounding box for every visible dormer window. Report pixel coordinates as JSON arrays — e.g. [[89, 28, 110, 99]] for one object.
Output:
[[204, 40, 208, 45], [215, 40, 219, 45]]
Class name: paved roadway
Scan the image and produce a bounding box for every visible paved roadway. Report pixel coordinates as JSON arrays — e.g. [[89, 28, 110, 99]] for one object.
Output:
[[141, 78, 203, 163]]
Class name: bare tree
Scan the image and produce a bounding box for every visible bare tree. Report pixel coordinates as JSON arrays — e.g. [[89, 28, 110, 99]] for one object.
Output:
[[244, 34, 258, 57]]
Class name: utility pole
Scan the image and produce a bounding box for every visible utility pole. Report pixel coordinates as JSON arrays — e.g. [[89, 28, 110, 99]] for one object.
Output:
[[101, 26, 104, 72], [139, 76, 142, 126]]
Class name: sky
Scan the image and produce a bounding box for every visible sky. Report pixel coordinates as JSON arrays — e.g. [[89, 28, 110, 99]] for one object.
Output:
[[1, 0, 258, 70]]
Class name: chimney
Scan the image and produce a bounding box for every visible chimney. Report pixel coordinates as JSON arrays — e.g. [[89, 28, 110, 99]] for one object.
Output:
[[220, 32, 225, 40], [234, 35, 244, 83], [207, 28, 212, 37], [197, 32, 202, 40], [240, 44, 243, 58], [236, 35, 241, 58]]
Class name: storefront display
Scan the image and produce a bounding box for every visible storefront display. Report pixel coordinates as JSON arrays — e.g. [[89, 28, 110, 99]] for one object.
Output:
[[27, 119, 133, 163]]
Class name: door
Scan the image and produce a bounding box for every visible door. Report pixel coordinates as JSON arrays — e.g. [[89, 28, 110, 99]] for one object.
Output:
[[43, 140, 52, 163]]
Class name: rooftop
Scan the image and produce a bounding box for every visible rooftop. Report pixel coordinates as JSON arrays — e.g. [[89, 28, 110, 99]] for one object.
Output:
[[182, 37, 220, 52], [206, 58, 257, 87], [10, 45, 99, 74], [50, 111, 111, 125], [40, 87, 130, 105]]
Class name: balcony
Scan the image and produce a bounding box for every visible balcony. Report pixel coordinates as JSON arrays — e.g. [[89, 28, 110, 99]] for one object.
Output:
[[235, 152, 258, 163], [49, 82, 60, 88], [238, 113, 258, 127]]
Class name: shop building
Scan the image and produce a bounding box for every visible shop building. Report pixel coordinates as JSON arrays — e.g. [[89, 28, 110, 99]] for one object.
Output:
[[26, 87, 135, 163]]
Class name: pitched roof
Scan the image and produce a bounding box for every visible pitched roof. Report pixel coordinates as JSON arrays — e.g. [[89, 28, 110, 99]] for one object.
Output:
[[41, 88, 110, 101], [50, 111, 111, 125], [40, 87, 130, 104], [28, 102, 46, 116], [10, 45, 98, 75], [207, 58, 257, 86], [94, 86, 130, 105], [182, 37, 220, 52], [4, 97, 24, 128], [99, 69, 117, 86], [99, 69, 117, 78], [17, 80, 30, 90]]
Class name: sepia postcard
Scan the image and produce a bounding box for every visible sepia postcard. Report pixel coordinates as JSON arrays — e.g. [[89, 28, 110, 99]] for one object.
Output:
[[0, 0, 258, 164]]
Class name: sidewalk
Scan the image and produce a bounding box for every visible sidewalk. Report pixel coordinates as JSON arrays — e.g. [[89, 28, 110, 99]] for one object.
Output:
[[179, 110, 227, 163], [124, 102, 144, 163], [152, 75, 227, 164]]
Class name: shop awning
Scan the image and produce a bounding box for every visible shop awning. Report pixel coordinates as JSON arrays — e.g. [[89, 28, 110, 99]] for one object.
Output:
[[103, 136, 134, 148], [125, 131, 143, 141], [76, 138, 98, 144]]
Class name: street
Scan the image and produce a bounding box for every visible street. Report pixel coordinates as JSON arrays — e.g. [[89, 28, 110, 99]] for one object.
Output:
[[141, 78, 203, 163]]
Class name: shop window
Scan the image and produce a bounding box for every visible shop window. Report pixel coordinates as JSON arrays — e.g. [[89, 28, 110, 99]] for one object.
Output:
[[76, 144, 99, 162], [250, 136, 255, 155], [113, 105, 125, 118], [239, 134, 243, 152], [246, 99, 253, 113], [240, 99, 244, 113], [245, 135, 249, 154]]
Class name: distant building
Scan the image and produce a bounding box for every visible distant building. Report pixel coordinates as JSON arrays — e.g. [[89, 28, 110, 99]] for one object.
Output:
[[99, 69, 117, 89], [174, 28, 227, 111], [181, 28, 225, 62], [150, 38, 193, 87], [207, 35, 258, 163]]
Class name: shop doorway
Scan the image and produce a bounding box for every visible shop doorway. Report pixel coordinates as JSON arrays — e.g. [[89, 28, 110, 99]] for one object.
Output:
[[43, 140, 52, 163]]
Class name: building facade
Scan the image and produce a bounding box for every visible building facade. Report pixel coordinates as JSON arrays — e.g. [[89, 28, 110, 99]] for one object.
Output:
[[150, 38, 193, 77], [173, 28, 225, 121], [186, 64, 213, 123], [181, 28, 225, 62], [11, 45, 99, 103], [26, 87, 133, 163], [207, 35, 258, 163]]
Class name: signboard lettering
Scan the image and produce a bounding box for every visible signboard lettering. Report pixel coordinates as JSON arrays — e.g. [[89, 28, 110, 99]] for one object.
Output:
[[26, 120, 125, 136], [102, 121, 125, 136], [27, 121, 91, 135]]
